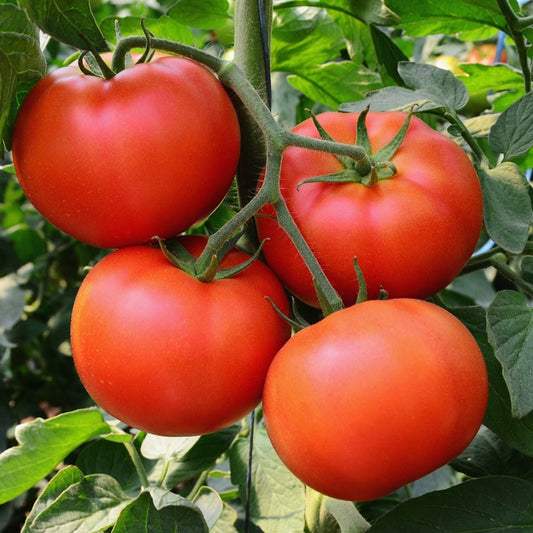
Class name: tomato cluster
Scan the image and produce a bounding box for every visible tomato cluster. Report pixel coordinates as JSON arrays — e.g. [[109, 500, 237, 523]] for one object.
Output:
[[12, 54, 488, 502]]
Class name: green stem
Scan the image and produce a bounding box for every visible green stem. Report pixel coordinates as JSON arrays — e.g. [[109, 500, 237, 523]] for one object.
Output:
[[497, 0, 532, 93], [123, 440, 150, 489], [491, 256, 533, 297], [442, 110, 488, 167], [187, 469, 210, 500]]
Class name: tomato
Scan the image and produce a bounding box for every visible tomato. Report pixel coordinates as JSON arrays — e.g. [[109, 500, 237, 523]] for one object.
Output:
[[263, 299, 488, 501], [12, 55, 240, 249], [255, 112, 483, 307], [70, 235, 291, 436], [467, 43, 507, 65]]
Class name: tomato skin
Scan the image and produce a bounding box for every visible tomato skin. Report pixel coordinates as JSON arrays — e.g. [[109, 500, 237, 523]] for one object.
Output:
[[70, 235, 291, 436], [256, 112, 483, 307], [12, 56, 240, 249], [263, 299, 488, 501]]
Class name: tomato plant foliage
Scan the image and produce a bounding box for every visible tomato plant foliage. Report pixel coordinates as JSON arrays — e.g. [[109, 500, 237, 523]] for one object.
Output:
[[0, 0, 532, 532]]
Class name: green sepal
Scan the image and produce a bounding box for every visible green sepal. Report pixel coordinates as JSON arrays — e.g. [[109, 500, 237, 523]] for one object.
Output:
[[372, 107, 413, 162], [353, 257, 368, 304], [297, 169, 364, 189], [155, 237, 198, 277], [211, 239, 268, 281], [266, 296, 308, 332]]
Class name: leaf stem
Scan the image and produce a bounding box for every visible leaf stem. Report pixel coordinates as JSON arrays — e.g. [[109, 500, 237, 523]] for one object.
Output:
[[123, 440, 150, 489]]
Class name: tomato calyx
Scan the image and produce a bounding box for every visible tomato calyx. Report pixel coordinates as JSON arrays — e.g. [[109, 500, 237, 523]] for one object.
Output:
[[297, 107, 413, 189], [155, 235, 266, 283]]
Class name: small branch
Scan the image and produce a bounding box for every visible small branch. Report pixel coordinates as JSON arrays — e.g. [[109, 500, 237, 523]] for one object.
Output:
[[123, 440, 150, 489]]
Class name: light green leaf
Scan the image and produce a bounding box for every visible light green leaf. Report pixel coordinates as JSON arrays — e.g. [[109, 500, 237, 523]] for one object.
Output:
[[22, 473, 132, 533], [100, 16, 194, 45], [458, 63, 523, 96], [0, 3, 45, 154], [18, 0, 108, 51], [272, 7, 344, 71], [368, 476, 533, 531], [306, 488, 370, 533], [112, 490, 208, 533], [487, 291, 533, 419], [229, 425, 306, 533], [0, 273, 28, 344], [168, 0, 230, 29], [479, 163, 532, 254], [193, 486, 224, 530], [0, 408, 111, 504], [287, 61, 382, 109], [489, 91, 533, 160], [141, 434, 200, 461], [385, 0, 507, 36]]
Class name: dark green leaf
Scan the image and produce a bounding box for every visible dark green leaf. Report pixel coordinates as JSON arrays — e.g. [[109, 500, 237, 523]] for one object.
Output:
[[369, 24, 408, 86], [385, 0, 507, 36], [0, 408, 111, 504], [76, 438, 144, 494], [368, 476, 533, 532], [489, 91, 533, 160], [229, 425, 305, 532], [398, 61, 469, 111], [452, 426, 533, 482], [167, 0, 230, 30], [450, 305, 533, 457], [0, 3, 45, 154], [112, 489, 208, 533], [522, 256, 533, 285], [479, 163, 533, 254], [23, 473, 131, 533], [487, 291, 533, 419], [18, 0, 108, 51], [159, 425, 239, 488]]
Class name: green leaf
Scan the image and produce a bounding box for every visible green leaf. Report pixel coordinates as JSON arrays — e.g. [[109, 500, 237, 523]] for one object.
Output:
[[450, 305, 533, 457], [368, 476, 533, 532], [340, 86, 444, 113], [385, 0, 507, 36], [22, 473, 132, 533], [229, 425, 306, 533], [452, 426, 533, 482], [18, 0, 108, 51], [141, 434, 201, 461], [76, 439, 144, 495], [522, 257, 533, 285], [287, 61, 382, 110], [0, 272, 28, 346], [112, 489, 208, 533], [458, 63, 523, 96], [479, 163, 533, 254], [0, 3, 45, 154], [0, 408, 111, 504], [21, 466, 85, 533], [100, 16, 194, 46], [398, 61, 469, 111], [272, 7, 344, 72], [150, 425, 239, 488], [192, 486, 224, 530], [489, 91, 533, 160], [369, 24, 408, 86], [306, 489, 370, 533], [167, 0, 230, 30], [487, 291, 533, 419]]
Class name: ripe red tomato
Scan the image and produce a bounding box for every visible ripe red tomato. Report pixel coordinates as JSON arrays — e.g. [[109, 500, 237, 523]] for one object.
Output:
[[12, 55, 240, 249], [467, 43, 507, 65], [263, 299, 488, 501], [70, 235, 291, 436], [255, 112, 483, 307]]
